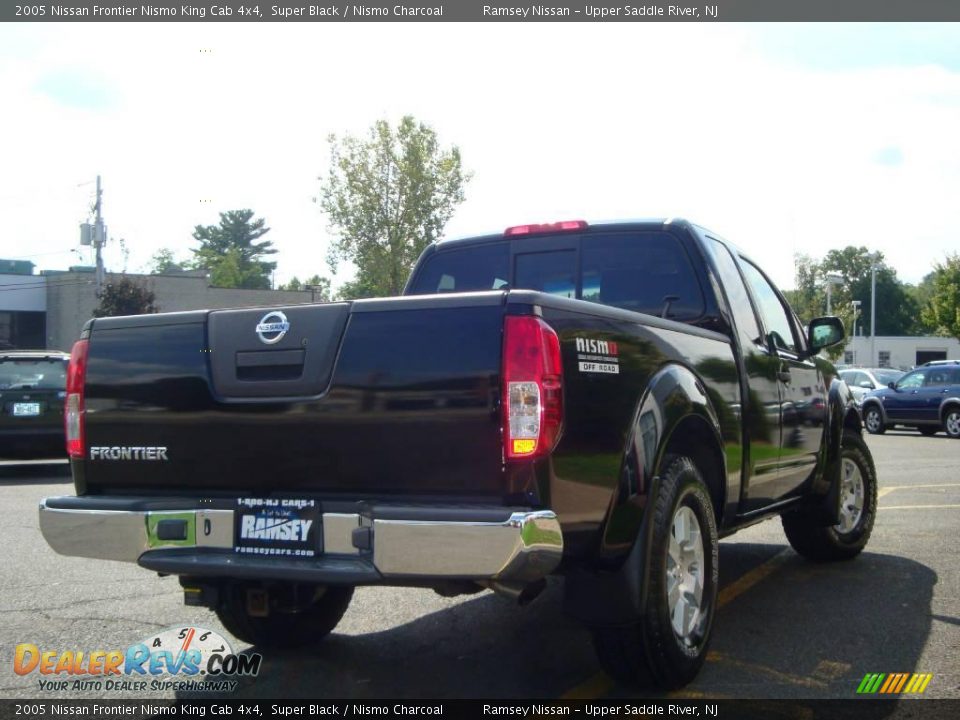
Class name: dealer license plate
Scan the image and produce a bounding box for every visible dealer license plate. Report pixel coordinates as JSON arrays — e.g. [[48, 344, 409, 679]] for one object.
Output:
[[234, 498, 321, 557], [13, 402, 41, 417]]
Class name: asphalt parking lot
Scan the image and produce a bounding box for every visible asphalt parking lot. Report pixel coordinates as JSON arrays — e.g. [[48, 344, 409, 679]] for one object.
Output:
[[1, 431, 958, 701]]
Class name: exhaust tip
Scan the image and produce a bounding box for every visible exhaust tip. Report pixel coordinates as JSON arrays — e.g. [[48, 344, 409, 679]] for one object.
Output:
[[485, 578, 547, 606]]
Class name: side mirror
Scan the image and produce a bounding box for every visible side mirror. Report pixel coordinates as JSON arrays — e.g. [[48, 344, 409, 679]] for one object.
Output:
[[888, 381, 897, 390], [805, 316, 845, 357]]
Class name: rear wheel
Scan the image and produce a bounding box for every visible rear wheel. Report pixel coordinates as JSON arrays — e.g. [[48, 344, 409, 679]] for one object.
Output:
[[593, 455, 719, 689], [863, 406, 885, 435], [215, 582, 353, 648], [918, 426, 938, 437], [782, 431, 877, 562], [944, 407, 960, 439]]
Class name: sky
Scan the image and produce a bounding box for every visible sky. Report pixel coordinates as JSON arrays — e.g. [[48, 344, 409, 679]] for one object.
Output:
[[1, 22, 959, 294]]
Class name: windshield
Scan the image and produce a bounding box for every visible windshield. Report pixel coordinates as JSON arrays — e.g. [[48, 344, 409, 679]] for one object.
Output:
[[0, 358, 68, 390]]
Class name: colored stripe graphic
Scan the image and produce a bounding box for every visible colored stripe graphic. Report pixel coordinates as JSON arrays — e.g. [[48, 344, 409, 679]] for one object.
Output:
[[857, 673, 932, 694], [879, 674, 897, 693]]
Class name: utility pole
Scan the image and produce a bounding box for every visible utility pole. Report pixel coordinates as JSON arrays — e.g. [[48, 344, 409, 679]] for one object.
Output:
[[93, 175, 106, 297], [851, 300, 861, 364], [825, 274, 843, 315], [870, 255, 879, 367]]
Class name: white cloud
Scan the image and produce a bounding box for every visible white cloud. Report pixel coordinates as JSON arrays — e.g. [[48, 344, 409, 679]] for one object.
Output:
[[1, 23, 958, 293]]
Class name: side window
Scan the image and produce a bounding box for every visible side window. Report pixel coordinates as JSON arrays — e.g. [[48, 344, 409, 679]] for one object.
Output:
[[925, 369, 951, 387], [738, 259, 798, 354], [705, 238, 761, 343], [898, 370, 925, 390]]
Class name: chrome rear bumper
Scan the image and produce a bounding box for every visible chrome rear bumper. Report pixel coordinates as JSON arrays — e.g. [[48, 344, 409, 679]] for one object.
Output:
[[38, 498, 563, 586]]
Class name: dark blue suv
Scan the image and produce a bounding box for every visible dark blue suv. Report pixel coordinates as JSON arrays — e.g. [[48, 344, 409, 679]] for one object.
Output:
[[861, 361, 960, 438]]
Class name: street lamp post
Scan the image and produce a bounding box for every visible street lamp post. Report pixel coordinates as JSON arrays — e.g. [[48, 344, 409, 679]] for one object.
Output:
[[825, 273, 843, 314], [851, 300, 861, 364]]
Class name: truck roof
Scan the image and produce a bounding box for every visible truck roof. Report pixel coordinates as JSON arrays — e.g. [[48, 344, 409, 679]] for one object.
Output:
[[436, 218, 688, 249]]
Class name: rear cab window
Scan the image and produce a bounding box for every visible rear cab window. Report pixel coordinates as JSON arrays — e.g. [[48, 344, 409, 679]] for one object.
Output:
[[407, 241, 510, 294], [408, 231, 707, 323], [579, 233, 705, 320]]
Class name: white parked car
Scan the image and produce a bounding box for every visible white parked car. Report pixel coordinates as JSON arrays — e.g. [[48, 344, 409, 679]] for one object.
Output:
[[839, 368, 905, 406]]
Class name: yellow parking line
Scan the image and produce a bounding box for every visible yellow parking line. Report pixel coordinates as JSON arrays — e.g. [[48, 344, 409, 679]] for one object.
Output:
[[717, 548, 793, 609], [884, 483, 960, 490], [811, 660, 851, 681], [666, 688, 734, 700], [708, 651, 828, 689], [561, 548, 793, 699], [878, 504, 960, 510], [560, 672, 614, 700], [878, 488, 896, 499]]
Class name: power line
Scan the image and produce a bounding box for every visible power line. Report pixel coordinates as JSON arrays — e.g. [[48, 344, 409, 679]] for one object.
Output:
[[0, 250, 79, 261], [0, 279, 96, 292]]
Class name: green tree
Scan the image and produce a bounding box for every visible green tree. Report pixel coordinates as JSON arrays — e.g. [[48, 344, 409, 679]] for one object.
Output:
[[191, 210, 277, 289], [789, 246, 921, 338], [148, 248, 187, 274], [279, 274, 331, 302], [93, 277, 157, 317], [921, 254, 960, 340], [907, 271, 937, 322], [783, 254, 825, 326], [318, 116, 470, 299]]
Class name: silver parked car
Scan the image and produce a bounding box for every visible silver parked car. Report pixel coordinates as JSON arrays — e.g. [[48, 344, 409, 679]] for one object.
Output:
[[839, 368, 905, 406]]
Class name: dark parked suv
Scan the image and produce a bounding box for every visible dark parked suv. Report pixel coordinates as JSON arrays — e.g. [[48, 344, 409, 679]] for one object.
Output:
[[861, 360, 960, 438], [0, 350, 70, 459]]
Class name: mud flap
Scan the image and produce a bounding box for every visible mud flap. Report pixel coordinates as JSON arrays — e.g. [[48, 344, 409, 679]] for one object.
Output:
[[563, 477, 659, 628]]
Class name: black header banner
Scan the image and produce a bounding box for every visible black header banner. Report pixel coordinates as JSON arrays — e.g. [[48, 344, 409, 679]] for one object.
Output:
[[5, 0, 960, 23], [2, 700, 960, 720]]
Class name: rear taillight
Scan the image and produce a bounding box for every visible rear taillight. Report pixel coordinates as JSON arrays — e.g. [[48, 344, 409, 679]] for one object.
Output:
[[502, 316, 563, 460], [65, 339, 89, 459]]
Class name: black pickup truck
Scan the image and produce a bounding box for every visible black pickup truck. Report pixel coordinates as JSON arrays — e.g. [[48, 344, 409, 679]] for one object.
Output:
[[40, 219, 876, 688]]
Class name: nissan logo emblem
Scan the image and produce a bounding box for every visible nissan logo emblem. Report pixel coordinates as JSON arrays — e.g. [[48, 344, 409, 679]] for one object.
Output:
[[256, 310, 290, 345]]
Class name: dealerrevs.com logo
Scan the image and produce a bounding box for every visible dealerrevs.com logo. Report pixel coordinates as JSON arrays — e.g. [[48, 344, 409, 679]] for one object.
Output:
[[15, 626, 261, 693]]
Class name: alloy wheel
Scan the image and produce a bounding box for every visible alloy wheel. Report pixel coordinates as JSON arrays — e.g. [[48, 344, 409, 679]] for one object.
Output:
[[835, 457, 865, 534], [946, 410, 960, 438], [667, 506, 705, 645]]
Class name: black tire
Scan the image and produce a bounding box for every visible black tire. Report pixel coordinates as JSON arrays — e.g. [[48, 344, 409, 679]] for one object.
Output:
[[593, 455, 719, 689], [216, 583, 354, 648], [918, 426, 938, 437], [944, 406, 960, 439], [863, 405, 886, 435], [782, 431, 877, 562]]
